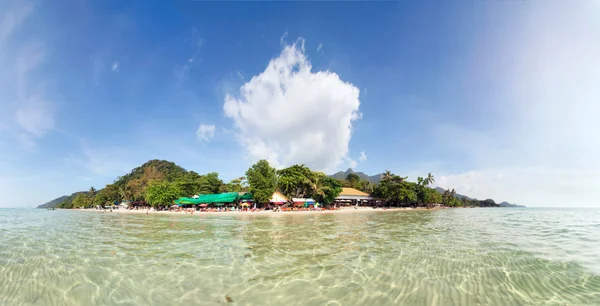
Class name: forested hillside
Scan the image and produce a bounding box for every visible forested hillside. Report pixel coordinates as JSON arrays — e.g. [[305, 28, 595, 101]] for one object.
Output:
[[38, 159, 521, 209]]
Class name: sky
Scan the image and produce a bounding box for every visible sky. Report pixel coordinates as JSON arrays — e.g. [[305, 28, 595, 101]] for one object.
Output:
[[1, 0, 599, 208]]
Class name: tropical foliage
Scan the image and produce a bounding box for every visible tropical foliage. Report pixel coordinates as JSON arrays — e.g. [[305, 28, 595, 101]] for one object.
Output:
[[276, 164, 319, 199], [245, 160, 277, 204], [43, 159, 501, 209], [313, 176, 342, 206], [145, 181, 181, 206]]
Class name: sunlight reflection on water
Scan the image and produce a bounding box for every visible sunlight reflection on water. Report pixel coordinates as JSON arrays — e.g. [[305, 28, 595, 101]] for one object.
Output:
[[0, 208, 599, 305]]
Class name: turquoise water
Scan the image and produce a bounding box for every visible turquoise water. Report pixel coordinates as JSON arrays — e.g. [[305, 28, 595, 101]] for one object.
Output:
[[1, 208, 599, 305]]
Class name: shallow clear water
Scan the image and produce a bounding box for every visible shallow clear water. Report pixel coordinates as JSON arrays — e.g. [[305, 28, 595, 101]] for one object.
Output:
[[1, 208, 599, 305]]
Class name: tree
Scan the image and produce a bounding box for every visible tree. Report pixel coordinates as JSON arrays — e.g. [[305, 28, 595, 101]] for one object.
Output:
[[89, 187, 96, 198], [94, 184, 120, 206], [415, 173, 437, 207], [246, 160, 277, 204], [72, 193, 89, 209], [119, 184, 133, 202], [382, 170, 393, 181], [198, 172, 223, 194], [174, 171, 204, 197], [357, 180, 374, 194], [277, 165, 319, 199], [425, 172, 435, 186], [372, 172, 416, 206], [314, 177, 342, 207], [224, 177, 247, 193], [126, 166, 166, 201], [346, 173, 360, 188], [145, 181, 181, 207]]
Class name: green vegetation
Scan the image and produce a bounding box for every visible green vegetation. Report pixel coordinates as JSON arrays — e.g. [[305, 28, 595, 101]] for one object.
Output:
[[313, 176, 342, 206], [245, 160, 277, 204], [145, 181, 181, 207], [39, 159, 506, 209]]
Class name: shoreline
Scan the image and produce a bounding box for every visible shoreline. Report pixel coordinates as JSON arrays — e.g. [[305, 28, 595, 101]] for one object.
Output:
[[73, 206, 444, 217]]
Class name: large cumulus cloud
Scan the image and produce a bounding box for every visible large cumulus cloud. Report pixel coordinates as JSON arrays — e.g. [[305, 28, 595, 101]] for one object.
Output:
[[224, 40, 361, 171]]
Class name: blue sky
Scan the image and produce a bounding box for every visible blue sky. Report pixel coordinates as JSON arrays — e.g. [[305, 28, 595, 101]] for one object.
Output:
[[1, 0, 599, 208]]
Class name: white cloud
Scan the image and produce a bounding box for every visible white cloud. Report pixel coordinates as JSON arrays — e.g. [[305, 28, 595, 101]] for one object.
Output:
[[0, 1, 55, 140], [359, 151, 367, 161], [0, 2, 33, 45], [235, 70, 244, 81], [224, 39, 361, 171], [436, 2, 600, 207], [111, 61, 119, 71], [348, 159, 357, 169], [177, 27, 203, 77], [342, 156, 358, 169], [316, 43, 323, 52], [196, 124, 215, 142]]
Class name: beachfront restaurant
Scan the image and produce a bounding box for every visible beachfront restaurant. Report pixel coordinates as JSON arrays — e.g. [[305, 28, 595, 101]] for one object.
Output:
[[174, 192, 254, 210], [334, 188, 374, 206], [292, 197, 318, 209]]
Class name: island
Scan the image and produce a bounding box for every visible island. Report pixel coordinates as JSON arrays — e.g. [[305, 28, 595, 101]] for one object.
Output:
[[38, 159, 524, 210]]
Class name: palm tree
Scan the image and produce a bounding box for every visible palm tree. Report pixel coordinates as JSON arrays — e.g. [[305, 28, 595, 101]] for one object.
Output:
[[382, 170, 393, 181], [425, 173, 435, 186], [89, 187, 96, 197], [119, 185, 132, 202]]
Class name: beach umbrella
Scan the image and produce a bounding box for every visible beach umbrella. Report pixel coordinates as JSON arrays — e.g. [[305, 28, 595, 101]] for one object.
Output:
[[199, 204, 208, 207], [241, 203, 250, 207]]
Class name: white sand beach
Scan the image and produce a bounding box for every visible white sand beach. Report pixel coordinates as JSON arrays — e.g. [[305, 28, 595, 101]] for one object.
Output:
[[75, 206, 437, 217]]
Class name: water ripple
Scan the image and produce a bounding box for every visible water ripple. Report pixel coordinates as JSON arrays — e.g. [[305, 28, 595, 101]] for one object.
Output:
[[0, 208, 599, 305]]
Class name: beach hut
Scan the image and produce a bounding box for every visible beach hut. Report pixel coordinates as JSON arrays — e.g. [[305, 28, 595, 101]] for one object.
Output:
[[269, 191, 288, 205], [335, 188, 374, 206]]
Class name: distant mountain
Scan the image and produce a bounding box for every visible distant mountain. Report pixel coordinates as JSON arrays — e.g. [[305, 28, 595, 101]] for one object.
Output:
[[433, 187, 471, 200], [37, 192, 86, 209], [433, 187, 524, 207], [329, 168, 383, 184], [498, 201, 525, 208], [37, 195, 70, 209]]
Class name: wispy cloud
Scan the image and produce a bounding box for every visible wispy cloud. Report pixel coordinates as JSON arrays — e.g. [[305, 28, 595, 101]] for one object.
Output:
[[359, 151, 367, 161], [316, 43, 323, 53], [0, 2, 33, 45], [111, 61, 119, 71], [196, 124, 215, 142], [176, 27, 203, 78], [0, 1, 55, 141]]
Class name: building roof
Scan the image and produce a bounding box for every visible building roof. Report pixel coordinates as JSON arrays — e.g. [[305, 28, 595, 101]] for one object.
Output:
[[270, 191, 288, 203], [292, 198, 315, 203], [339, 188, 370, 197]]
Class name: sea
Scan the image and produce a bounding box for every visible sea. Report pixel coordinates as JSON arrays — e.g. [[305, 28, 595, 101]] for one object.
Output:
[[0, 208, 599, 305]]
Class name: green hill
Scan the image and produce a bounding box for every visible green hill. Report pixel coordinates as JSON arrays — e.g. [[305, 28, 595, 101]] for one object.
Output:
[[37, 159, 221, 209], [37, 192, 87, 209], [329, 168, 383, 184], [37, 195, 71, 209]]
